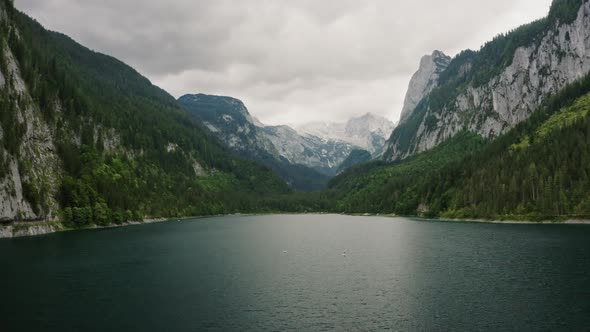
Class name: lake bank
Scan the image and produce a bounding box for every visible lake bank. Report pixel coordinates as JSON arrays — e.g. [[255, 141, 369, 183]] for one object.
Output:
[[344, 212, 590, 225]]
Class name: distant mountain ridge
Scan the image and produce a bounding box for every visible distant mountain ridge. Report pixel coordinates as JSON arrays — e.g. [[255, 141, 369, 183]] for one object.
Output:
[[296, 113, 396, 155], [178, 94, 390, 180]]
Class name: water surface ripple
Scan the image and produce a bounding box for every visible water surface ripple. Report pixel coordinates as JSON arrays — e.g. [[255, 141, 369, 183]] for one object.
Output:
[[1, 215, 589, 331]]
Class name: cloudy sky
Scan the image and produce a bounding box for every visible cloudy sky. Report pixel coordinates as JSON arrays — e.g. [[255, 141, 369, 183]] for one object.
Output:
[[16, 0, 552, 126]]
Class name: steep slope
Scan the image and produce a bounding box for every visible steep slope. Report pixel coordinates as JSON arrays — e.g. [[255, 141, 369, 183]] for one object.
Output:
[[0, 1, 288, 227], [179, 94, 330, 191], [399, 50, 451, 123], [297, 113, 395, 155], [384, 0, 590, 161]]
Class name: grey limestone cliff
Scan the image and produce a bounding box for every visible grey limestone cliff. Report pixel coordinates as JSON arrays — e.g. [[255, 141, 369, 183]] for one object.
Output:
[[384, 1, 590, 161], [399, 50, 451, 123]]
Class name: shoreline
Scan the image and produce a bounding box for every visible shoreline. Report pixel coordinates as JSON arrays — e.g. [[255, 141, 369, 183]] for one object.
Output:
[[1, 213, 589, 239], [412, 216, 590, 225], [345, 213, 590, 225]]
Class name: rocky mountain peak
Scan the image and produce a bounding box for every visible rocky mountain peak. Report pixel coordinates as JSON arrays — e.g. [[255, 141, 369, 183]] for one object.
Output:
[[346, 112, 394, 134], [399, 50, 451, 123]]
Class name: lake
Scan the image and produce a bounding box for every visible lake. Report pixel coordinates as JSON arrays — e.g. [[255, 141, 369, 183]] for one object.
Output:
[[1, 215, 589, 331]]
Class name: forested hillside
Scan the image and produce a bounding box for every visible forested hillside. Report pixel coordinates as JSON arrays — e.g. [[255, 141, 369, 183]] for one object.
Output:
[[330, 73, 590, 220]]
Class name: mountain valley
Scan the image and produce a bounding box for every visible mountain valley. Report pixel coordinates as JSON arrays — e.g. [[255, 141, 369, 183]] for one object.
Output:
[[1, 0, 590, 235]]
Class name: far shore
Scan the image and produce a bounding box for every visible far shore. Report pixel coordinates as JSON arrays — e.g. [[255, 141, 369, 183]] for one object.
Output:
[[1, 212, 589, 239], [413, 216, 590, 225], [343, 213, 590, 225]]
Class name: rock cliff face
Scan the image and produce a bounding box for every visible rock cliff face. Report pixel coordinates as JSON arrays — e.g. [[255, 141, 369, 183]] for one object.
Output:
[[0, 17, 62, 222], [384, 0, 590, 161], [399, 51, 451, 123]]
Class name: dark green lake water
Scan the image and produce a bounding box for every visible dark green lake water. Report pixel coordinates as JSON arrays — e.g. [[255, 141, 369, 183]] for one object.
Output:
[[1, 215, 589, 331]]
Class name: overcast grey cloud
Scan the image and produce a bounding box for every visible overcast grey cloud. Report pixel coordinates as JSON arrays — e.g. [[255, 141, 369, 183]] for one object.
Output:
[[16, 0, 552, 125]]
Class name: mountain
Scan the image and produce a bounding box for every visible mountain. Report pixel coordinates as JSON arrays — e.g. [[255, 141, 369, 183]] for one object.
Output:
[[0, 1, 289, 227], [383, 0, 590, 161], [297, 113, 396, 155]]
